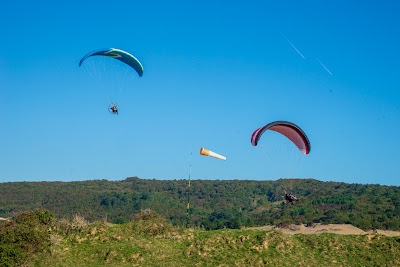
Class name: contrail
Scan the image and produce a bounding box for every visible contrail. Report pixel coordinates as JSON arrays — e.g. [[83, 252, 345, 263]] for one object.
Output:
[[281, 33, 306, 59], [316, 58, 333, 75]]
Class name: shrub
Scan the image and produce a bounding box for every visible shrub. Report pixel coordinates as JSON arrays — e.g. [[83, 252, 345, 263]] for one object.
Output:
[[132, 209, 157, 221], [306, 222, 316, 228], [56, 214, 90, 235], [0, 209, 55, 266], [130, 209, 174, 236]]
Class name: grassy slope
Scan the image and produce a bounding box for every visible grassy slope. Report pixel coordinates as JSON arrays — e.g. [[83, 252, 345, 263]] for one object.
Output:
[[34, 220, 400, 267]]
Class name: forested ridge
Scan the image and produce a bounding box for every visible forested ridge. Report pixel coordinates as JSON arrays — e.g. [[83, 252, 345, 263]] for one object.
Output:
[[0, 177, 399, 230]]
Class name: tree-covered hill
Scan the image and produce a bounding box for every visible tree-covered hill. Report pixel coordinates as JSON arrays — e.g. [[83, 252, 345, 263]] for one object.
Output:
[[0, 177, 399, 230]]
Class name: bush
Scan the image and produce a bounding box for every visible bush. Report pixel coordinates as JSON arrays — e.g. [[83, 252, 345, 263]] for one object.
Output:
[[0, 244, 27, 267], [56, 214, 90, 235], [132, 209, 158, 221], [14, 209, 55, 228], [0, 209, 55, 266], [275, 223, 290, 229], [130, 209, 174, 236], [306, 222, 316, 228]]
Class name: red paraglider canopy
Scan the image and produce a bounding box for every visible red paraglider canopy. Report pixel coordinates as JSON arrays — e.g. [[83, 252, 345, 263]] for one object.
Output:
[[251, 121, 311, 154]]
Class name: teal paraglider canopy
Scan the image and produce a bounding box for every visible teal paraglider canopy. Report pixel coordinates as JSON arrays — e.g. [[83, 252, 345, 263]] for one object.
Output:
[[79, 48, 144, 77]]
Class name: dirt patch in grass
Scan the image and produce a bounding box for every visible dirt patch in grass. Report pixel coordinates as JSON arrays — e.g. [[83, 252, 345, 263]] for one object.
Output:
[[247, 223, 400, 236]]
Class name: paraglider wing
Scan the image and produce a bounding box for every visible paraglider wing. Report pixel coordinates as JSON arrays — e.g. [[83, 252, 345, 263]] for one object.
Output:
[[79, 48, 144, 77], [251, 121, 311, 154]]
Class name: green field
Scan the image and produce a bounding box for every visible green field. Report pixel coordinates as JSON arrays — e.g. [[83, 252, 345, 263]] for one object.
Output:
[[2, 210, 399, 267]]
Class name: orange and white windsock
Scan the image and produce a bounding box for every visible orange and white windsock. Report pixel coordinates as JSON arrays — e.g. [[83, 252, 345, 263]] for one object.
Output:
[[199, 148, 226, 161]]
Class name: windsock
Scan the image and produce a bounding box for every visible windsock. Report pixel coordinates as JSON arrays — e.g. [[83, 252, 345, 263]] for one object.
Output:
[[199, 148, 226, 160]]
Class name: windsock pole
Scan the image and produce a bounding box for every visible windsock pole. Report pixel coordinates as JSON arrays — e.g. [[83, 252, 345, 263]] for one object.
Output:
[[186, 152, 192, 226]]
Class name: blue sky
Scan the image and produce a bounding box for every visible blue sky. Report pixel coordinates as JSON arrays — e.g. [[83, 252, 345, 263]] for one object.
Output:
[[1, 1, 399, 185]]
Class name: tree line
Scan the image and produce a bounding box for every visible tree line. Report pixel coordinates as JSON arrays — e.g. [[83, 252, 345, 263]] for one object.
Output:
[[0, 177, 399, 230]]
